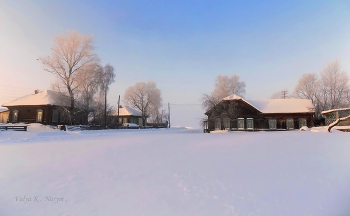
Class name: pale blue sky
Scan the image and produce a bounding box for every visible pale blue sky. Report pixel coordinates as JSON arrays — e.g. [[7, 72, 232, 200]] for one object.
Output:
[[1, 0, 350, 127]]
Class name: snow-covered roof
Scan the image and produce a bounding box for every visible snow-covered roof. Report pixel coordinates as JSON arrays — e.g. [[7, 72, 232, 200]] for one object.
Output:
[[223, 95, 261, 111], [0, 107, 9, 112], [223, 94, 314, 113], [223, 95, 243, 100], [321, 108, 350, 115], [112, 106, 142, 117], [2, 90, 70, 107]]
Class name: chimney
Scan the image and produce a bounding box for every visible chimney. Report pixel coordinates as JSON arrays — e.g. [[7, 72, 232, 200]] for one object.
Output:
[[34, 89, 39, 94]]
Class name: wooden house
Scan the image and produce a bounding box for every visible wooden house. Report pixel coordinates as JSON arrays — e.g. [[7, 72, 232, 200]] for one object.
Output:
[[322, 108, 350, 126], [1, 90, 88, 125], [112, 106, 144, 126], [204, 94, 315, 132]]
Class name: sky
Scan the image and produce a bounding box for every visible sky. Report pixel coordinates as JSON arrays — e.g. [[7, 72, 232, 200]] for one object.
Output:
[[1, 0, 350, 127]]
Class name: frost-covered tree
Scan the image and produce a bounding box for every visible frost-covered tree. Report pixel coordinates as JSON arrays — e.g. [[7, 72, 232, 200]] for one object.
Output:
[[40, 31, 99, 124], [76, 64, 103, 112], [320, 61, 349, 110], [202, 74, 246, 111], [124, 81, 162, 126], [294, 73, 319, 101], [100, 64, 116, 127], [294, 73, 322, 118], [293, 61, 350, 121]]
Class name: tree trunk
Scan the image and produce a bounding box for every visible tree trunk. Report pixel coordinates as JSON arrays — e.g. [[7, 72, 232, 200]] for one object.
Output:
[[327, 114, 350, 132], [69, 91, 74, 126]]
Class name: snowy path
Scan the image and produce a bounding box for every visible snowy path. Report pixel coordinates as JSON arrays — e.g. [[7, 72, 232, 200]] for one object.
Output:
[[1, 128, 350, 215]]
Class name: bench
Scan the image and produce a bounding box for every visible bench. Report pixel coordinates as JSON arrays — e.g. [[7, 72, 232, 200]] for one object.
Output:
[[0, 125, 28, 131]]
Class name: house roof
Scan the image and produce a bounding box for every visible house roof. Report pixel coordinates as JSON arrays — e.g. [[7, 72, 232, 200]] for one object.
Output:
[[217, 94, 314, 114], [2, 90, 70, 107], [112, 106, 142, 117], [321, 108, 350, 115], [247, 99, 314, 113], [0, 107, 8, 113]]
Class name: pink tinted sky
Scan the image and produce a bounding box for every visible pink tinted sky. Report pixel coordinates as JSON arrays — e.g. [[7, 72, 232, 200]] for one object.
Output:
[[1, 0, 350, 127]]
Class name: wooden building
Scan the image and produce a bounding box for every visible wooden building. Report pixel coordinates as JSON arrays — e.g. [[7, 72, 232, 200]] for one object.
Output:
[[322, 108, 350, 126], [204, 94, 315, 132], [1, 90, 87, 125], [111, 106, 144, 126]]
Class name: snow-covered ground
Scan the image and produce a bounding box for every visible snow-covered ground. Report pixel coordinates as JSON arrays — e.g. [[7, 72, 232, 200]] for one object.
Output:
[[1, 125, 350, 216]]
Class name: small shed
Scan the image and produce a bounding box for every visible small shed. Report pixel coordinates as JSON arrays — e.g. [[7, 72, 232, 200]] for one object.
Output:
[[322, 108, 350, 126]]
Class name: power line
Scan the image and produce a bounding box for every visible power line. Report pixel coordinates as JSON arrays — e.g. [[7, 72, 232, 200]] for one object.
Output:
[[0, 95, 19, 98], [162, 103, 201, 106], [0, 85, 36, 90]]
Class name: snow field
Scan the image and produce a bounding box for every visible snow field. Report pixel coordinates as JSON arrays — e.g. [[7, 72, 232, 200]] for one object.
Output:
[[1, 128, 350, 216]]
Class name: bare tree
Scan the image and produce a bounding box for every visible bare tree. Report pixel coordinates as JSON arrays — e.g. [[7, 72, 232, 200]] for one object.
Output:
[[293, 61, 350, 123], [320, 61, 349, 110], [201, 93, 221, 111], [124, 81, 162, 126], [100, 64, 116, 127], [76, 64, 103, 113], [202, 74, 246, 111], [293, 73, 322, 118], [40, 31, 99, 124], [294, 73, 319, 101], [89, 94, 115, 126]]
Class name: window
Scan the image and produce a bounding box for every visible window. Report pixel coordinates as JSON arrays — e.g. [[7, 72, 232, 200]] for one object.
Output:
[[237, 118, 245, 130], [246, 118, 254, 130], [52, 110, 58, 123], [223, 118, 230, 130], [215, 118, 221, 130], [37, 109, 43, 122], [269, 118, 277, 130], [60, 112, 65, 123], [12, 110, 19, 123], [299, 118, 307, 128], [286, 118, 294, 130]]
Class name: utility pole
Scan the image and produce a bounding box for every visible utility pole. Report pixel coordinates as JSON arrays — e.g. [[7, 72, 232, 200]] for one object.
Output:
[[168, 103, 171, 128], [117, 95, 120, 129], [281, 90, 288, 99]]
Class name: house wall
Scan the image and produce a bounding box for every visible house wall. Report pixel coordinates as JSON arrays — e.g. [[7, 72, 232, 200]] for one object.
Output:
[[0, 111, 9, 123], [262, 113, 314, 129], [207, 100, 261, 131], [6, 105, 53, 124], [5, 105, 86, 125], [110, 115, 143, 126]]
